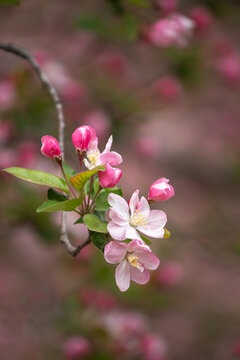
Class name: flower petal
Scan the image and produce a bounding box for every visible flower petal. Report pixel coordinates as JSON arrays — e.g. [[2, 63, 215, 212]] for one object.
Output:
[[135, 250, 160, 270], [109, 209, 128, 226], [127, 239, 150, 252], [130, 267, 150, 285], [125, 226, 142, 241], [139, 196, 150, 217], [115, 260, 131, 292], [104, 241, 127, 264], [137, 210, 167, 238], [129, 190, 140, 217], [103, 135, 113, 153], [107, 221, 127, 240], [108, 193, 129, 219], [100, 151, 122, 166]]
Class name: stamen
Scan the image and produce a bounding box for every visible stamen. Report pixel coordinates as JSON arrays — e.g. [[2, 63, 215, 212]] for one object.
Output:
[[88, 150, 100, 166], [127, 254, 144, 272], [130, 211, 148, 227]]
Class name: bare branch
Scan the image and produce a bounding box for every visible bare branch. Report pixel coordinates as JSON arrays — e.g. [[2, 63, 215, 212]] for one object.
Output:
[[0, 42, 87, 256]]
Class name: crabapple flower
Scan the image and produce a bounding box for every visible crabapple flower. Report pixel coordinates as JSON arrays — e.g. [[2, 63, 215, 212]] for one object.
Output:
[[72, 125, 96, 153], [107, 190, 167, 241], [99, 163, 122, 188], [148, 178, 175, 201], [104, 240, 160, 292], [41, 135, 61, 161], [83, 110, 111, 140], [148, 14, 194, 47], [84, 135, 122, 170]]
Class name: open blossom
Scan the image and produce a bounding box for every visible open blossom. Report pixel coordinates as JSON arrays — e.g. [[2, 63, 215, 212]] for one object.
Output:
[[189, 6, 213, 34], [148, 14, 194, 47], [41, 135, 61, 160], [84, 135, 122, 170], [107, 190, 167, 241], [148, 178, 175, 201], [104, 240, 160, 292], [99, 163, 122, 188], [72, 125, 96, 153]]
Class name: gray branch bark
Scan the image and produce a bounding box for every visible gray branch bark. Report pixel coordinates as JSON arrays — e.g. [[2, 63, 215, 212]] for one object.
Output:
[[0, 42, 89, 256]]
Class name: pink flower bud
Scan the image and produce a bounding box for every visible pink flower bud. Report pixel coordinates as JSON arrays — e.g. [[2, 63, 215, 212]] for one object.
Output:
[[83, 110, 111, 140], [189, 6, 213, 34], [159, 0, 178, 14], [72, 125, 96, 153], [148, 177, 174, 201], [140, 334, 167, 360], [218, 54, 240, 86], [156, 262, 184, 287], [153, 75, 183, 102], [41, 135, 61, 161], [63, 336, 91, 360], [98, 163, 122, 188]]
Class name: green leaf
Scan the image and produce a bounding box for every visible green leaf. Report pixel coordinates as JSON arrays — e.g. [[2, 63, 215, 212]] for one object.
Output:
[[75, 14, 108, 35], [0, 0, 20, 5], [74, 217, 84, 224], [93, 177, 100, 193], [83, 214, 108, 233], [95, 188, 123, 211], [36, 198, 82, 213], [47, 188, 68, 202], [164, 227, 171, 239], [62, 161, 76, 178], [3, 167, 70, 194], [140, 235, 152, 245], [91, 232, 109, 252], [70, 166, 105, 192]]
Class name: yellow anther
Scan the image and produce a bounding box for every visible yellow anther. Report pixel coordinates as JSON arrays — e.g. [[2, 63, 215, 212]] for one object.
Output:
[[130, 212, 148, 227], [88, 150, 99, 166], [127, 254, 144, 272]]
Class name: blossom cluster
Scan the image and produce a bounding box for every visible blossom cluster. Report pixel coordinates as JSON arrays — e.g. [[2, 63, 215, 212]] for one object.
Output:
[[4, 125, 174, 292]]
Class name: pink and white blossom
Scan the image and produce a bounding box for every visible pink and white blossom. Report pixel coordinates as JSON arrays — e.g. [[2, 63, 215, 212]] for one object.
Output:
[[148, 14, 194, 48], [41, 135, 61, 161], [148, 177, 175, 201], [104, 240, 160, 292], [72, 125, 96, 153], [107, 190, 167, 241], [99, 163, 122, 188], [84, 135, 122, 170]]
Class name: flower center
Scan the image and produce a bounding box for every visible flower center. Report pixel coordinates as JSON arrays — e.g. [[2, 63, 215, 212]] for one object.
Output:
[[130, 211, 148, 227], [88, 150, 100, 166], [127, 254, 144, 272]]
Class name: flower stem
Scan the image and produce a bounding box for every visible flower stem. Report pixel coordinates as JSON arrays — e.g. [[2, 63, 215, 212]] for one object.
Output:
[[88, 187, 102, 213], [59, 162, 77, 199], [87, 175, 94, 211]]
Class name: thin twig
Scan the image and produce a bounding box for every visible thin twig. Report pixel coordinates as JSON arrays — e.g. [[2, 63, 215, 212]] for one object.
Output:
[[71, 235, 91, 257], [0, 42, 85, 256]]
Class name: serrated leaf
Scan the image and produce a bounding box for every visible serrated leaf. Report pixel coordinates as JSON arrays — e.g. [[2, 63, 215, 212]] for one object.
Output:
[[47, 188, 68, 202], [91, 232, 109, 252], [36, 198, 82, 213], [3, 167, 69, 194], [164, 227, 171, 239], [95, 188, 123, 211], [70, 166, 105, 192], [140, 235, 152, 245], [83, 214, 108, 233], [93, 177, 100, 193]]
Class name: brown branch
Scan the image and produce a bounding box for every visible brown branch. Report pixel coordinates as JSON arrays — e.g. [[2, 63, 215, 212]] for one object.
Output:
[[0, 42, 87, 256]]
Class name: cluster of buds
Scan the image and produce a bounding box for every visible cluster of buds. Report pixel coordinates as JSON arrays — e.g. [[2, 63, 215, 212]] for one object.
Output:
[[6, 125, 174, 292]]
